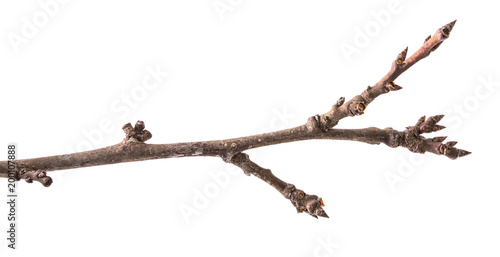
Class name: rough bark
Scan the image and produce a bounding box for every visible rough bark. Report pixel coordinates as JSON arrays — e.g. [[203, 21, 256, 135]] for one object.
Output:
[[0, 21, 469, 218]]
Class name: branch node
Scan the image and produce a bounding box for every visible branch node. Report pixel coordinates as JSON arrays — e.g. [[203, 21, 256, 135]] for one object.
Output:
[[17, 169, 52, 187], [122, 120, 153, 143], [384, 128, 403, 148], [361, 86, 375, 103], [307, 115, 324, 132], [349, 101, 366, 116], [283, 184, 296, 199]]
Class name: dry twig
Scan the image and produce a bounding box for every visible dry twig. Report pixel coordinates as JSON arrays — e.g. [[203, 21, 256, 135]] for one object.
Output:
[[0, 21, 469, 218]]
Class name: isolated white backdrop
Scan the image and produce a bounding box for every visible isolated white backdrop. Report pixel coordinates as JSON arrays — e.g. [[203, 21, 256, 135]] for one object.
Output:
[[0, 1, 498, 256]]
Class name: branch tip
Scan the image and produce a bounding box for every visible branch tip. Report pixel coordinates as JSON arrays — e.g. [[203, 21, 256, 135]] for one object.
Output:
[[441, 20, 457, 38], [459, 150, 471, 157], [403, 114, 470, 159], [230, 153, 328, 219], [440, 144, 470, 160], [290, 189, 329, 218]]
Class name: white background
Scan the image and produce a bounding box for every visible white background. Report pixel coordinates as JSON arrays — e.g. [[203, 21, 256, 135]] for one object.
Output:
[[0, 1, 499, 256]]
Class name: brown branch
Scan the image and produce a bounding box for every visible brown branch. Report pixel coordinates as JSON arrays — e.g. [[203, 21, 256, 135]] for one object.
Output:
[[230, 152, 328, 218], [0, 21, 469, 218], [0, 117, 469, 182], [319, 20, 457, 129]]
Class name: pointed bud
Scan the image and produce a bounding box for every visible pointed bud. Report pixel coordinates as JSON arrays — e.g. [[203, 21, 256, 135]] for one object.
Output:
[[458, 149, 471, 158], [441, 20, 457, 38], [336, 97, 345, 106], [443, 146, 468, 160], [316, 208, 329, 218], [421, 115, 446, 132], [431, 114, 445, 123], [432, 136, 447, 142], [432, 125, 446, 132], [416, 116, 426, 127], [396, 47, 408, 64], [445, 141, 458, 147], [386, 81, 402, 91]]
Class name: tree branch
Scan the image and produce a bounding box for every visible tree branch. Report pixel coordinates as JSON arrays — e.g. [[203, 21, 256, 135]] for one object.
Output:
[[230, 152, 328, 218], [319, 20, 457, 129], [0, 21, 469, 219]]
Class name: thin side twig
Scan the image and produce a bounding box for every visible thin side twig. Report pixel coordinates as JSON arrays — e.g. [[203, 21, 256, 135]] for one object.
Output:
[[319, 20, 457, 129], [230, 152, 328, 218]]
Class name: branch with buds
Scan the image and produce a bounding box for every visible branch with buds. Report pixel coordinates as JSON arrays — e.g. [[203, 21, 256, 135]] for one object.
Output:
[[0, 21, 469, 219]]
